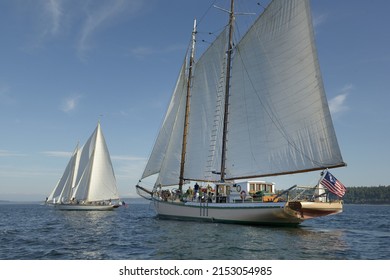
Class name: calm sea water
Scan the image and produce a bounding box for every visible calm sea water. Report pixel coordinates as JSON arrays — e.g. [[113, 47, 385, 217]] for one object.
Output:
[[0, 201, 389, 260]]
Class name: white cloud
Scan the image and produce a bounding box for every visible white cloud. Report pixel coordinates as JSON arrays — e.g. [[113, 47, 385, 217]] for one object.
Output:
[[60, 95, 82, 112], [43, 151, 73, 158], [313, 13, 327, 28], [44, 0, 62, 36], [0, 150, 26, 157], [77, 0, 144, 56], [22, 0, 63, 49], [18, 0, 144, 56], [329, 84, 352, 115]]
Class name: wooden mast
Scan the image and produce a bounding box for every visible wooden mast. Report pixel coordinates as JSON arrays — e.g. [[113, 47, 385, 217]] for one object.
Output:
[[179, 19, 197, 192], [220, 0, 234, 183]]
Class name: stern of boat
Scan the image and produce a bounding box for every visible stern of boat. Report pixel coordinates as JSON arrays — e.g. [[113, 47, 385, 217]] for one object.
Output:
[[284, 200, 343, 220], [278, 184, 344, 221]]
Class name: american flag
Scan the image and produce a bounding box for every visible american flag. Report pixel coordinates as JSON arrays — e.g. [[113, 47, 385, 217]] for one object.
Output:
[[321, 171, 346, 197]]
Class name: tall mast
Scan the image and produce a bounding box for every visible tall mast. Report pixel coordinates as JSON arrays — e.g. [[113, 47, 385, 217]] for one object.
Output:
[[179, 19, 197, 192], [220, 0, 234, 182]]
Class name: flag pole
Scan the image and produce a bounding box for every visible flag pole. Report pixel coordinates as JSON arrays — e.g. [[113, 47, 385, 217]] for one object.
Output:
[[314, 169, 329, 202]]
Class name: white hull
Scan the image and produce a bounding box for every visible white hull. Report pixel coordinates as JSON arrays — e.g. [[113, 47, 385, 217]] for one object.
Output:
[[53, 204, 117, 211], [152, 199, 304, 225]]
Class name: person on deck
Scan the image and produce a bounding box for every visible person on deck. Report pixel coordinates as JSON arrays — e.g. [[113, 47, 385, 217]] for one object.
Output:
[[186, 187, 194, 201], [194, 182, 200, 200]]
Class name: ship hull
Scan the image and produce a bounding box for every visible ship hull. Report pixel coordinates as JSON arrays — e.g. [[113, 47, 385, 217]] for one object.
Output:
[[53, 204, 116, 211], [152, 199, 304, 226]]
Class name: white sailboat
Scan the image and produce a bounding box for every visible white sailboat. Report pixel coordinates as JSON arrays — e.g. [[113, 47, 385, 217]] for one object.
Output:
[[136, 0, 347, 225], [47, 122, 120, 210]]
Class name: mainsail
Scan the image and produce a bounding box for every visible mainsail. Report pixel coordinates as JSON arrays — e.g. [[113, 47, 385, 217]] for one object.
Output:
[[72, 123, 119, 202], [141, 0, 345, 186], [225, 0, 345, 180]]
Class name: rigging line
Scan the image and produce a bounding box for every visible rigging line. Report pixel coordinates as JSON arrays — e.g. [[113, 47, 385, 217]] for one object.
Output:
[[197, 0, 218, 26], [234, 46, 325, 167], [236, 55, 261, 169], [197, 2, 231, 47], [199, 24, 230, 48], [230, 0, 271, 48]]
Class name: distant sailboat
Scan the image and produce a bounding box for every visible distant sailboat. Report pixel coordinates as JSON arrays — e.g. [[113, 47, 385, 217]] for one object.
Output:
[[46, 122, 120, 210], [136, 0, 346, 225]]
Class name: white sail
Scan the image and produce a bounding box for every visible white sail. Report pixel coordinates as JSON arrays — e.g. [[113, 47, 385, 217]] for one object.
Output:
[[225, 0, 345, 180], [47, 145, 78, 203], [71, 126, 96, 200], [141, 30, 229, 185], [147, 0, 345, 184], [88, 123, 119, 201], [154, 0, 345, 183], [142, 0, 344, 184], [72, 123, 119, 201], [141, 59, 188, 186], [184, 29, 228, 182]]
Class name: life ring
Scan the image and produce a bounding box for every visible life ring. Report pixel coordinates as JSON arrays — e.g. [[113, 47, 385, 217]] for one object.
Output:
[[240, 190, 247, 200], [236, 184, 241, 192]]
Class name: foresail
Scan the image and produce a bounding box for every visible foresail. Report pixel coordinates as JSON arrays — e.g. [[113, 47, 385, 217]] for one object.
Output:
[[47, 145, 78, 203], [72, 155, 92, 201], [71, 125, 97, 200], [225, 0, 345, 180], [141, 59, 188, 186], [87, 123, 119, 201]]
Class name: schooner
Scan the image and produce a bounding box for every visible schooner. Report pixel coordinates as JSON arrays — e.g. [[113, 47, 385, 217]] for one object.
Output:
[[136, 0, 346, 225]]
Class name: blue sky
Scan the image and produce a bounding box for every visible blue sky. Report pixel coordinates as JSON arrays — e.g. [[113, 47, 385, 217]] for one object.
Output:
[[0, 0, 389, 201]]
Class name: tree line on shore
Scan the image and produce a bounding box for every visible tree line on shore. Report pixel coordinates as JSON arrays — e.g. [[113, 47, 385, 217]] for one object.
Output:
[[343, 185, 390, 204]]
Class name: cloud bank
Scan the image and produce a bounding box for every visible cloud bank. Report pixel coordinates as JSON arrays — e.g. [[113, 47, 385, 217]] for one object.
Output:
[[329, 84, 352, 115]]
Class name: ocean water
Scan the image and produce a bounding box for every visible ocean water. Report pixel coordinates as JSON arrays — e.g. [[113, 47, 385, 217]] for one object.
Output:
[[0, 202, 389, 260]]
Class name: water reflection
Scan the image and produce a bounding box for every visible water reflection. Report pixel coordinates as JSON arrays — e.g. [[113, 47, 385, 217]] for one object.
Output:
[[50, 210, 120, 259], [148, 218, 349, 259]]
